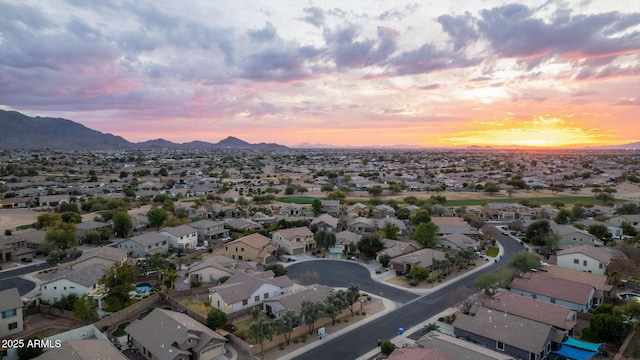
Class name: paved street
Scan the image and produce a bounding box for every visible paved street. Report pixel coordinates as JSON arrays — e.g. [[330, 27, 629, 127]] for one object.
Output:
[[289, 232, 524, 360]]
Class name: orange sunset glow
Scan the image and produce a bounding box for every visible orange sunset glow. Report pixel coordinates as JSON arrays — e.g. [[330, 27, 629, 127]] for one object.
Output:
[[1, 1, 638, 148]]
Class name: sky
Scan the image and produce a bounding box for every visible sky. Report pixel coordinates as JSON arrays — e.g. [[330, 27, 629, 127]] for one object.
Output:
[[1, 0, 639, 148]]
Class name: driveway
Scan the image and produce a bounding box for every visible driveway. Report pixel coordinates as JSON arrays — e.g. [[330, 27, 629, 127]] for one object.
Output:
[[287, 260, 418, 304]]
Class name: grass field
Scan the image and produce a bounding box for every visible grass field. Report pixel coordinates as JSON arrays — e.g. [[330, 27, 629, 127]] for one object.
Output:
[[277, 195, 605, 207], [110, 321, 131, 337]]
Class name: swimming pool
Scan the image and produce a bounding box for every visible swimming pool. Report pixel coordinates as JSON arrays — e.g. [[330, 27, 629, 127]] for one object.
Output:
[[136, 282, 153, 295]]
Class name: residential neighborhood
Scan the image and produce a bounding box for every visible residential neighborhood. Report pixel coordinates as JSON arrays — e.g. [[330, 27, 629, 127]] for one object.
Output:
[[0, 147, 639, 360]]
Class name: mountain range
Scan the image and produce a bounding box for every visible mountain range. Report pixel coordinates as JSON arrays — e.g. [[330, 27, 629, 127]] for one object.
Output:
[[0, 110, 287, 150], [1, 109, 638, 150]]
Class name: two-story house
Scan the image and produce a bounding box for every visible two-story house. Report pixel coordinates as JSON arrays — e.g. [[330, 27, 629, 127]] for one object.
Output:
[[224, 233, 275, 263], [208, 271, 293, 315], [39, 263, 108, 309], [310, 214, 339, 233], [159, 224, 198, 250], [188, 219, 229, 242], [549, 223, 603, 249], [0, 288, 23, 338], [555, 245, 616, 276], [114, 232, 169, 258], [510, 272, 596, 312], [271, 227, 315, 255], [59, 246, 127, 271]]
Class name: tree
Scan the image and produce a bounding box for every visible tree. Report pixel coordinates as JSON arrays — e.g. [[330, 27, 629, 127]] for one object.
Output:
[[380, 340, 396, 356], [409, 266, 429, 281], [248, 308, 274, 357], [273, 309, 298, 345], [389, 183, 403, 195], [147, 206, 168, 229], [284, 185, 296, 195], [474, 269, 512, 295], [550, 201, 565, 209], [325, 290, 347, 325], [587, 224, 612, 242], [54, 293, 79, 311], [525, 220, 552, 246], [507, 251, 542, 274], [315, 230, 336, 255], [206, 308, 228, 330], [554, 208, 573, 224], [345, 283, 361, 316], [468, 218, 486, 231], [327, 190, 346, 200], [411, 210, 431, 225], [617, 203, 639, 215], [591, 311, 626, 344], [483, 182, 500, 196], [57, 202, 79, 213], [357, 234, 384, 258], [264, 263, 287, 277], [381, 222, 400, 240], [35, 212, 61, 230], [312, 198, 322, 216], [101, 263, 137, 312], [112, 210, 132, 237], [301, 300, 326, 335], [414, 222, 439, 248], [396, 207, 411, 220], [321, 184, 335, 193], [45, 220, 78, 250], [73, 294, 98, 324], [60, 211, 82, 224], [368, 185, 383, 198], [572, 204, 586, 219], [379, 254, 391, 267]]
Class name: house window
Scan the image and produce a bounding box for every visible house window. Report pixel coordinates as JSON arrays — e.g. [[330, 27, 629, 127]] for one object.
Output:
[[198, 274, 203, 281], [255, 295, 260, 302], [241, 247, 245, 252], [599, 263, 603, 269], [2, 309, 17, 318], [583, 260, 587, 266], [550, 298, 556, 304], [264, 293, 269, 299], [238, 256, 243, 260], [532, 294, 537, 299], [8, 322, 18, 330], [242, 299, 248, 305], [573, 259, 579, 264], [209, 274, 214, 281], [496, 341, 505, 351]]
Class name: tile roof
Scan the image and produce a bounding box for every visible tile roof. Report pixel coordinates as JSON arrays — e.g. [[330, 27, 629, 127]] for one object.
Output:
[[311, 214, 339, 228], [390, 248, 446, 267], [72, 246, 127, 265], [482, 291, 577, 331], [263, 284, 333, 313], [540, 265, 612, 292], [128, 231, 169, 247], [227, 233, 271, 249], [0, 287, 22, 312], [416, 332, 513, 360], [272, 226, 314, 240], [557, 245, 616, 263], [510, 273, 594, 305], [126, 309, 226, 360], [453, 307, 554, 354], [160, 224, 196, 237], [40, 263, 109, 287], [387, 348, 449, 360], [34, 339, 127, 360]]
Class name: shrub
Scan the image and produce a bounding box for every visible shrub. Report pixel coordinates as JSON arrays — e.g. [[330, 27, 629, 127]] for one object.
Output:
[[409, 280, 418, 287], [381, 340, 396, 356]]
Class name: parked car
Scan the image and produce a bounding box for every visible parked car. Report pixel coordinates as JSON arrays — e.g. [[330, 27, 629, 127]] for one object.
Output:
[[20, 257, 33, 263]]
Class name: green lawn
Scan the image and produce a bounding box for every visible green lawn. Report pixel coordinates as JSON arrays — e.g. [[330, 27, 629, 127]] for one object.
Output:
[[445, 196, 605, 207], [110, 321, 131, 337], [485, 247, 499, 257], [277, 196, 324, 204]]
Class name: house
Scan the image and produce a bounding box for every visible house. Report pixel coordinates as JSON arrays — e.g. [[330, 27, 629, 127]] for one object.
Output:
[[279, 203, 303, 217], [555, 245, 615, 275], [415, 331, 515, 360], [376, 239, 421, 260], [0, 235, 34, 263], [224, 233, 275, 263], [320, 200, 341, 216], [114, 232, 169, 258], [453, 307, 558, 360], [38, 194, 70, 207], [439, 233, 480, 250], [347, 217, 376, 235], [605, 214, 640, 232], [224, 218, 263, 232], [126, 308, 227, 360], [539, 265, 612, 305], [0, 288, 23, 338], [262, 284, 333, 318], [481, 291, 577, 335], [76, 221, 111, 242], [0, 197, 29, 208], [160, 224, 198, 249], [39, 263, 108, 309], [311, 214, 339, 233], [59, 246, 127, 271], [208, 271, 293, 315], [510, 272, 596, 312], [335, 231, 361, 247], [549, 223, 603, 249], [271, 226, 315, 255], [14, 228, 47, 250], [376, 218, 407, 236], [35, 339, 127, 360], [430, 217, 479, 237], [187, 255, 256, 284], [189, 219, 229, 242], [389, 248, 446, 275], [345, 202, 368, 217], [372, 204, 396, 219]]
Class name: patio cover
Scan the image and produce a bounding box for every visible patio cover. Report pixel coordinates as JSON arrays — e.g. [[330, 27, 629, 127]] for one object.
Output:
[[553, 345, 598, 360], [563, 337, 602, 352]]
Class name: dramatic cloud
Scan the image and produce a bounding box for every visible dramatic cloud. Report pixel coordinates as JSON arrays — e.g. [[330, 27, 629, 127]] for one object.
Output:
[[0, 0, 638, 147]]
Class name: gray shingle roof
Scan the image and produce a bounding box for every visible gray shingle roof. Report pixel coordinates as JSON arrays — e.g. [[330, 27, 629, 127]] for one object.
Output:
[[34, 339, 126, 360], [0, 287, 22, 312]]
